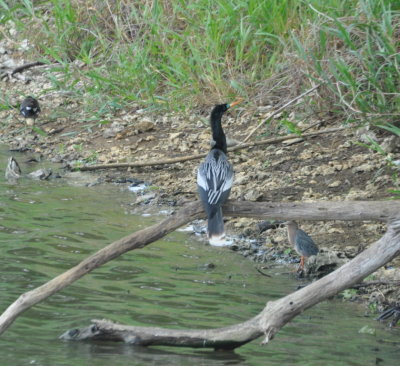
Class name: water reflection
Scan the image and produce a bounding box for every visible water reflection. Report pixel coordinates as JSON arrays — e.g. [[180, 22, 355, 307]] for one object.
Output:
[[63, 342, 249, 366]]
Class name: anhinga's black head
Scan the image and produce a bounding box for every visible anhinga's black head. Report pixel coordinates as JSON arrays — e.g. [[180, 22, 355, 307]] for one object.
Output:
[[210, 99, 242, 125], [211, 103, 229, 118]]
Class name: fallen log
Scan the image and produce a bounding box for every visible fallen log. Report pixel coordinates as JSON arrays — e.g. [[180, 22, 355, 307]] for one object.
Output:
[[0, 199, 398, 337], [60, 216, 400, 349], [77, 126, 346, 171], [223, 200, 399, 221]]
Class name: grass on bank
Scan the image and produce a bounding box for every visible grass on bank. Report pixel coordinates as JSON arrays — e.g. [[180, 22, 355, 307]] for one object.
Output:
[[0, 1, 397, 118], [0, 0, 399, 187]]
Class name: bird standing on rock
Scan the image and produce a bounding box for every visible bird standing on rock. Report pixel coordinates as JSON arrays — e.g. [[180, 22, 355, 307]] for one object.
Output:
[[20, 96, 41, 126], [197, 99, 242, 246], [284, 220, 319, 271]]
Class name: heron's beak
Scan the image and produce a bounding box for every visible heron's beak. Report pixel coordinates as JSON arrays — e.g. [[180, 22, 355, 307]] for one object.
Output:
[[229, 98, 244, 108]]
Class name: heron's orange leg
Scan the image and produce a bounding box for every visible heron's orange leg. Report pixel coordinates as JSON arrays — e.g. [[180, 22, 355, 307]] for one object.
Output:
[[299, 256, 305, 270]]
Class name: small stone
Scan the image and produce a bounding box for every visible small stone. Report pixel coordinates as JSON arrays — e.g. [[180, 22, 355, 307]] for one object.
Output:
[[103, 122, 124, 138], [355, 126, 378, 144], [135, 121, 155, 134], [28, 168, 52, 180], [381, 136, 399, 153], [358, 325, 376, 335], [18, 39, 30, 51], [352, 163, 375, 173], [243, 189, 263, 201]]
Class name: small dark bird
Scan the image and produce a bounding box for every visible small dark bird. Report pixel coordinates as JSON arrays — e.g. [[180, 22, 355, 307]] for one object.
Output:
[[20, 96, 41, 126], [5, 156, 21, 182], [197, 99, 242, 245], [284, 221, 319, 271]]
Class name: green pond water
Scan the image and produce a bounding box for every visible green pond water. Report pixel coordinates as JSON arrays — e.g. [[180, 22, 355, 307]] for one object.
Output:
[[0, 147, 399, 366]]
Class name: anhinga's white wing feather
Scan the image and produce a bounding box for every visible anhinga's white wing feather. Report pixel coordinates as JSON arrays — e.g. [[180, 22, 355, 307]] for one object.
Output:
[[197, 149, 233, 205]]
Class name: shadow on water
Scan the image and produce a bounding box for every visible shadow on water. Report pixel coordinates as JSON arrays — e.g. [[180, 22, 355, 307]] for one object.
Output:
[[1, 147, 399, 366]]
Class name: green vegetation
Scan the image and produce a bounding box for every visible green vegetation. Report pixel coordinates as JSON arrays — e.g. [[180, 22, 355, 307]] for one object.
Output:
[[1, 0, 398, 123], [1, 1, 400, 189]]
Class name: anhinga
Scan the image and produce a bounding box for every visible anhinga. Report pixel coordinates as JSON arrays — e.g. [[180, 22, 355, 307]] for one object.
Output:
[[197, 99, 242, 245]]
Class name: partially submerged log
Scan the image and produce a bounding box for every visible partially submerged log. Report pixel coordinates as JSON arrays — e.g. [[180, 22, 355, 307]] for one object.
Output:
[[0, 199, 399, 342], [61, 216, 400, 349]]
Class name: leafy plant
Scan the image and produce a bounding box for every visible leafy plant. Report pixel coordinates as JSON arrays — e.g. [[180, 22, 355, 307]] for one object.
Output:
[[341, 288, 358, 300]]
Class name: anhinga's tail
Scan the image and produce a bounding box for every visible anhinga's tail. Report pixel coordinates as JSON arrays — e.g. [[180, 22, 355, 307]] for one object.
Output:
[[207, 205, 227, 246]]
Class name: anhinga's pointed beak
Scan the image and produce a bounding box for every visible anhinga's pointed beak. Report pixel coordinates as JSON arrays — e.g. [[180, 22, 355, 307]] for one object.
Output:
[[229, 98, 244, 108]]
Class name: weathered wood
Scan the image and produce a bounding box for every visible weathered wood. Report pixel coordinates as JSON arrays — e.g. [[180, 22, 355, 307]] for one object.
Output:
[[60, 316, 263, 349], [77, 127, 346, 171], [60, 216, 400, 349], [223, 200, 399, 221]]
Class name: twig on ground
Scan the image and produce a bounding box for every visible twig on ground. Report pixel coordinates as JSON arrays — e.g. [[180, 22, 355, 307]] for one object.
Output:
[[255, 267, 272, 278], [1, 61, 46, 80]]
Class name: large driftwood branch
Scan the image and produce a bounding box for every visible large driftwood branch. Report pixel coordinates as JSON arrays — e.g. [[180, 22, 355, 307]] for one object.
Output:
[[0, 199, 398, 337], [61, 216, 400, 349], [77, 126, 346, 171]]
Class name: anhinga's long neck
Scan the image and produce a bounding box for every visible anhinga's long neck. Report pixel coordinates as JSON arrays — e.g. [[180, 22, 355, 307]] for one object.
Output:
[[210, 110, 227, 153]]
